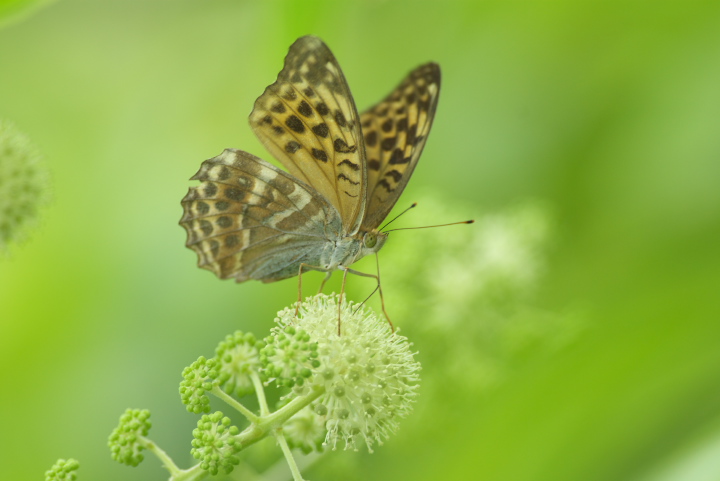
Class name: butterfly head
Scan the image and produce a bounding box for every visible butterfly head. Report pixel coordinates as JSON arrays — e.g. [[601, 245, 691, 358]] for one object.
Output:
[[360, 230, 388, 257]]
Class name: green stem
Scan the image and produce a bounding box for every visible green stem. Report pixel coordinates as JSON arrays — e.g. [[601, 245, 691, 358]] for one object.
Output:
[[140, 438, 207, 481], [161, 384, 325, 480], [169, 463, 207, 481], [140, 437, 181, 476], [251, 371, 270, 416], [258, 385, 324, 430], [211, 386, 260, 423], [234, 385, 325, 450], [275, 430, 305, 481]]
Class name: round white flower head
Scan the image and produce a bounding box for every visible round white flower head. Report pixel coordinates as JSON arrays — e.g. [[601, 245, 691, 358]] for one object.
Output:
[[272, 293, 421, 452]]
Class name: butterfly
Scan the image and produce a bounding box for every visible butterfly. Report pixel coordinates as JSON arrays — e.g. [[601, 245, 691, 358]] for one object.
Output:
[[180, 36, 440, 317]]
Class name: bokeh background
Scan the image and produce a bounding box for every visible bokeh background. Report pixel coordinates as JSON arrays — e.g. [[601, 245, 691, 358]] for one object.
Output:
[[2, 1, 720, 480]]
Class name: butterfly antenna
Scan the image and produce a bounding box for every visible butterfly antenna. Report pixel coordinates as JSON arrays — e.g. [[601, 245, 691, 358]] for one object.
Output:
[[383, 219, 474, 233], [380, 203, 418, 232]]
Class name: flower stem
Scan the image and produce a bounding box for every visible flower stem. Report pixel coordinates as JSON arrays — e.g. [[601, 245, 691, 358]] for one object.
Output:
[[259, 385, 324, 430], [233, 385, 325, 450], [211, 385, 260, 423], [275, 430, 305, 481], [251, 371, 270, 416], [140, 437, 181, 476]]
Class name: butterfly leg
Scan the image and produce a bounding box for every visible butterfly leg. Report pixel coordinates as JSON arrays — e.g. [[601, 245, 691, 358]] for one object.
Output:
[[296, 263, 333, 317], [345, 265, 394, 333], [318, 271, 333, 294], [337, 266, 351, 336]]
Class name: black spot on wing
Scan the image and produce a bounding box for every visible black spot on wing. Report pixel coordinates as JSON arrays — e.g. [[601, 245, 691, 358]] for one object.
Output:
[[196, 201, 210, 215], [334, 138, 357, 153], [285, 141, 301, 153], [385, 169, 402, 182], [381, 137, 396, 151], [316, 102, 330, 116], [312, 148, 328, 162], [377, 179, 393, 192], [285, 115, 305, 133], [312, 123, 329, 138], [225, 187, 245, 201], [204, 184, 218, 197], [334, 110, 347, 128], [200, 220, 213, 235], [338, 159, 360, 171], [298, 100, 313, 117], [338, 173, 360, 185], [217, 166, 231, 181]]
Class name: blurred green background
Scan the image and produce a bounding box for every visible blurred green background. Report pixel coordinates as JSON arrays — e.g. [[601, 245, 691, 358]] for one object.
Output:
[[2, 1, 720, 480]]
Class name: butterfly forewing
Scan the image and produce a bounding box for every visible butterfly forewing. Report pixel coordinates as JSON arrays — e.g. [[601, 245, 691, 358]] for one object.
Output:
[[249, 36, 367, 236], [359, 63, 440, 230], [180, 149, 342, 282]]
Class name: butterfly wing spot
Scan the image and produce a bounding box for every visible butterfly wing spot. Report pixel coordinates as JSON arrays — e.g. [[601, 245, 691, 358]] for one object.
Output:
[[338, 173, 360, 185], [338, 159, 360, 171], [195, 201, 210, 215], [285, 115, 305, 133], [333, 138, 356, 153], [316, 102, 330, 116], [380, 137, 396, 151], [312, 148, 328, 162], [298, 100, 314, 117], [385, 170, 402, 182], [285, 141, 302, 154]]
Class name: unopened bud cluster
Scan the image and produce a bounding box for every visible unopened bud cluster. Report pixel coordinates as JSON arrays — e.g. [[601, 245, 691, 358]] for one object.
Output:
[[0, 120, 49, 249]]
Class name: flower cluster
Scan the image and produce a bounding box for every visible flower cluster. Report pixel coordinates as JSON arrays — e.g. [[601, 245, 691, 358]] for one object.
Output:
[[191, 411, 242, 475], [179, 356, 221, 414], [277, 294, 421, 452], [107, 294, 421, 479], [215, 331, 261, 397], [44, 458, 79, 481], [261, 325, 319, 388], [0, 120, 49, 249], [107, 409, 151, 467]]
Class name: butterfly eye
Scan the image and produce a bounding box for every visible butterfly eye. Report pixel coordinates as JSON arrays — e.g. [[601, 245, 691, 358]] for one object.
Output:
[[364, 232, 377, 248]]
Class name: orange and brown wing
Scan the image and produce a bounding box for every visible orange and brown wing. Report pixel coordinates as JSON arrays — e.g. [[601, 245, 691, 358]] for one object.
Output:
[[249, 35, 367, 236], [360, 63, 440, 230]]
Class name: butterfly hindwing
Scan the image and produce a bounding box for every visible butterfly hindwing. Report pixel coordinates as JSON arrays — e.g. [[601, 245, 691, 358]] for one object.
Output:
[[180, 149, 342, 282], [249, 36, 367, 236], [359, 63, 441, 230]]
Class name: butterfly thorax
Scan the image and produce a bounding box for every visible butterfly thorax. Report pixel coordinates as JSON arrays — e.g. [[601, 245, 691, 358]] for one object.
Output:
[[321, 231, 387, 270]]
